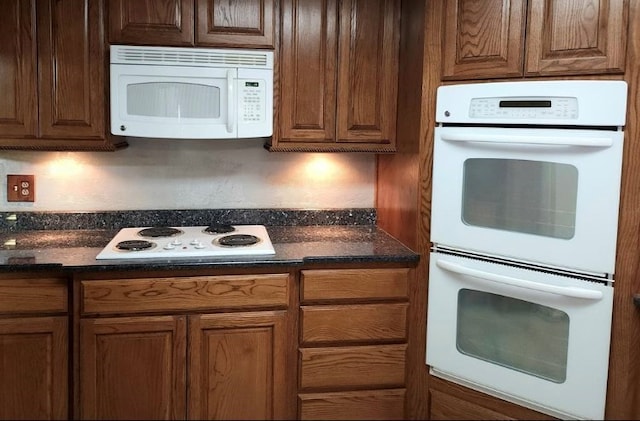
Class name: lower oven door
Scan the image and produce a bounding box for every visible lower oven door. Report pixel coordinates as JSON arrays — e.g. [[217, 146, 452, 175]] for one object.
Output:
[[426, 252, 613, 420]]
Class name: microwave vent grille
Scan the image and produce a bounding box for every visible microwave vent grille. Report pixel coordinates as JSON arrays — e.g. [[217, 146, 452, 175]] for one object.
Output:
[[112, 47, 271, 68]]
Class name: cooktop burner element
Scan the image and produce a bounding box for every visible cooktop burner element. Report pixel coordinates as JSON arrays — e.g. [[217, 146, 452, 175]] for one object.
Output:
[[96, 225, 275, 260], [203, 224, 236, 234], [116, 240, 155, 251], [217, 234, 260, 247], [138, 227, 183, 238]]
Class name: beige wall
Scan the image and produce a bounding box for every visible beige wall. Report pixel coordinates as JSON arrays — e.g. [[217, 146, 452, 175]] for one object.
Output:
[[0, 138, 375, 211]]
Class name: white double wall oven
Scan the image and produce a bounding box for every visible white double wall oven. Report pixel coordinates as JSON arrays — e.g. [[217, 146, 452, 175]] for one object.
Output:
[[426, 80, 628, 420]]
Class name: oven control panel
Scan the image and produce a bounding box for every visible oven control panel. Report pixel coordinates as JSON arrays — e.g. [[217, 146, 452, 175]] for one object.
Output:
[[469, 96, 579, 119]]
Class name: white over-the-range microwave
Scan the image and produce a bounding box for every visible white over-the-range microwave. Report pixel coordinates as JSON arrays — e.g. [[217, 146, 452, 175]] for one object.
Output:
[[109, 45, 273, 140]]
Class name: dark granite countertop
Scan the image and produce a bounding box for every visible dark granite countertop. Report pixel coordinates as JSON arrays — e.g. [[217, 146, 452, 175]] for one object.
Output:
[[0, 225, 419, 272]]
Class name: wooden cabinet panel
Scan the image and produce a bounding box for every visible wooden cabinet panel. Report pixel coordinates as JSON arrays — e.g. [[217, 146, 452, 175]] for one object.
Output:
[[279, 0, 338, 144], [301, 268, 409, 302], [81, 273, 289, 314], [335, 0, 399, 146], [0, 278, 67, 314], [196, 0, 275, 48], [0, 317, 68, 420], [0, 0, 37, 138], [271, 0, 400, 152], [188, 311, 289, 420], [442, 0, 627, 80], [37, 0, 105, 139], [525, 0, 627, 76], [442, 0, 526, 80], [429, 389, 514, 420], [299, 389, 406, 420], [79, 316, 187, 420], [300, 303, 408, 345], [108, 0, 195, 46], [299, 344, 406, 390]]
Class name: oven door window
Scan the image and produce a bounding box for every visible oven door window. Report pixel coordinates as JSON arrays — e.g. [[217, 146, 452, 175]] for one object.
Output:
[[127, 82, 221, 119], [462, 159, 578, 239], [456, 288, 569, 383]]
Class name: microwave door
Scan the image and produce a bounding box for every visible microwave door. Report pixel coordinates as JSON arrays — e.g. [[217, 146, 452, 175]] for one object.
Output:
[[110, 65, 237, 139]]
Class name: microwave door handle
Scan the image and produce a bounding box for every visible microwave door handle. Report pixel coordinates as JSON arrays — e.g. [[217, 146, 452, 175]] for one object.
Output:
[[226, 70, 235, 134], [435, 258, 604, 300], [440, 132, 613, 147]]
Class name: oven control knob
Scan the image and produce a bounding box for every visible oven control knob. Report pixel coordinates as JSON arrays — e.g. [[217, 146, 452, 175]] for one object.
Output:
[[194, 242, 206, 249], [163, 243, 175, 250], [171, 239, 182, 246], [190, 239, 200, 245]]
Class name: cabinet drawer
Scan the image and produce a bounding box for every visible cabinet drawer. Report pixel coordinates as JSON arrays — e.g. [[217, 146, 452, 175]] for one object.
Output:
[[301, 269, 409, 302], [299, 389, 406, 420], [0, 278, 68, 314], [301, 303, 408, 345], [299, 344, 406, 390], [81, 274, 289, 315]]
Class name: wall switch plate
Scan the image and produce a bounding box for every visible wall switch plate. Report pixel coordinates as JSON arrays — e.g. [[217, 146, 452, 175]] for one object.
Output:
[[7, 174, 35, 202]]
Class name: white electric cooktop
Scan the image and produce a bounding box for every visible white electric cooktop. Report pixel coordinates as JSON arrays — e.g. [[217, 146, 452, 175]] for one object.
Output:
[[96, 225, 275, 260]]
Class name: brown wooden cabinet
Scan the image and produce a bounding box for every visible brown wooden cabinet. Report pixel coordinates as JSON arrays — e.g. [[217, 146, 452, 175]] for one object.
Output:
[[109, 0, 276, 48], [267, 0, 400, 152], [78, 272, 292, 420], [0, 0, 123, 151], [297, 268, 410, 420], [0, 275, 69, 420], [442, 0, 628, 80]]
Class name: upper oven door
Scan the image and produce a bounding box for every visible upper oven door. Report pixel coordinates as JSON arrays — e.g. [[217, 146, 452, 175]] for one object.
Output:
[[431, 125, 624, 275]]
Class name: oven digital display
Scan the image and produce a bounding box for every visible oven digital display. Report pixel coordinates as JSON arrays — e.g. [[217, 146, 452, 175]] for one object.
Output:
[[499, 100, 552, 108]]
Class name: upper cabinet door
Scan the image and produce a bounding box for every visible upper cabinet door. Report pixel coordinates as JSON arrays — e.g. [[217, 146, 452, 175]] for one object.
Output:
[[279, 0, 338, 144], [37, 0, 105, 139], [196, 0, 276, 48], [442, 0, 527, 80], [525, 0, 628, 76], [108, 0, 195, 46], [335, 0, 400, 147], [442, 0, 628, 80], [0, 0, 37, 138]]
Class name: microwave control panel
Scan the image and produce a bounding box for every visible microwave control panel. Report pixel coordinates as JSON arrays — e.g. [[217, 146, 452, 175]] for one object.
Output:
[[469, 96, 579, 120], [239, 80, 266, 123]]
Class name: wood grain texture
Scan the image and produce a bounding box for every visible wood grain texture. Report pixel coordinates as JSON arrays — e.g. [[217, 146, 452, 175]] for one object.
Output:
[[525, 0, 628, 75], [108, 0, 194, 46], [188, 311, 289, 419], [0, 0, 37, 138], [299, 344, 406, 390], [0, 278, 67, 314], [429, 389, 515, 420], [442, 0, 526, 79], [81, 273, 289, 315], [299, 388, 406, 420], [196, 0, 275, 48], [0, 316, 68, 420], [300, 303, 408, 345], [300, 268, 409, 302], [606, 1, 640, 418], [79, 315, 187, 420]]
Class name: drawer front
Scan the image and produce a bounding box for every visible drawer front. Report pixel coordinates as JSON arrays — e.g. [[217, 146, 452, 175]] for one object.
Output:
[[301, 303, 408, 345], [0, 278, 68, 314], [299, 389, 406, 420], [301, 268, 409, 302], [81, 273, 289, 315], [299, 344, 406, 390]]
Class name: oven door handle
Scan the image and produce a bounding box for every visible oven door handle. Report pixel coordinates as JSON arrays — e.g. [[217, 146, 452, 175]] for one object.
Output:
[[436, 259, 604, 300], [440, 132, 613, 147]]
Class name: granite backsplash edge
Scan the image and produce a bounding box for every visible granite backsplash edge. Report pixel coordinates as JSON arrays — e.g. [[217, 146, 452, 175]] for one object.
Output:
[[0, 209, 376, 232]]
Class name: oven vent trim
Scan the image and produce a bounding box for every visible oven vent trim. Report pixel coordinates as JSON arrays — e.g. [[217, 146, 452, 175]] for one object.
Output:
[[432, 245, 612, 284]]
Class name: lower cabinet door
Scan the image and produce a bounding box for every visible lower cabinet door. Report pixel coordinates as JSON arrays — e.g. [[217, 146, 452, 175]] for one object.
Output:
[[188, 311, 289, 420], [0, 316, 68, 420], [79, 316, 187, 420], [299, 389, 406, 420]]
